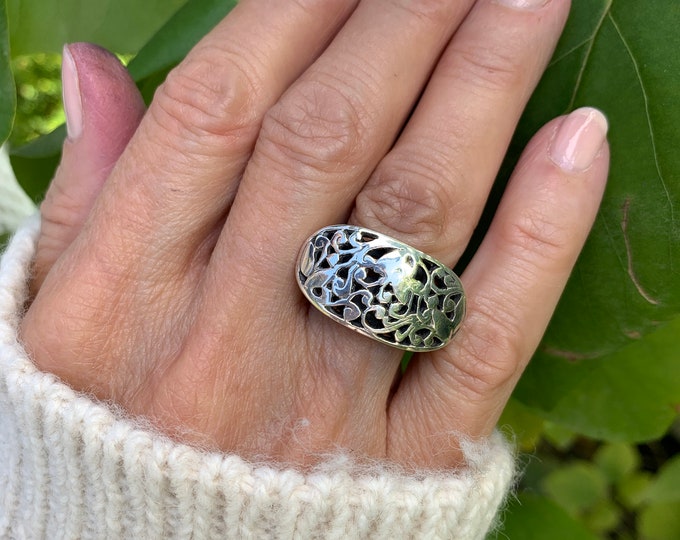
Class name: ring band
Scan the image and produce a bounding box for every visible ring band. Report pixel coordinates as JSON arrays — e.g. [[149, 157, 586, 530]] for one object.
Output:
[[296, 225, 465, 352]]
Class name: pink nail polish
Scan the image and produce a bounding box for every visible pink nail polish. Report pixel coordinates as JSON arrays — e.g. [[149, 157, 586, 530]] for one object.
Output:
[[549, 108, 608, 172], [62, 45, 83, 140]]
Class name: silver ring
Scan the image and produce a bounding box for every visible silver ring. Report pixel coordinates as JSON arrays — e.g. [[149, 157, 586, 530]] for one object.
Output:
[[296, 225, 465, 352]]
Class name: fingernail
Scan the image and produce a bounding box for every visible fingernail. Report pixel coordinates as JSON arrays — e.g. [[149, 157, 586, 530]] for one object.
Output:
[[62, 45, 83, 140], [494, 0, 549, 10], [549, 107, 608, 172]]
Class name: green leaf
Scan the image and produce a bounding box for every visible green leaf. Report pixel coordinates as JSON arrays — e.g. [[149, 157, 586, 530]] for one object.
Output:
[[594, 443, 640, 484], [617, 471, 653, 510], [498, 398, 544, 451], [515, 0, 680, 358], [515, 318, 680, 442], [639, 502, 680, 540], [11, 123, 64, 159], [0, 0, 15, 144], [542, 422, 577, 451], [6, 0, 187, 56], [127, 0, 237, 82], [489, 493, 599, 540], [583, 499, 622, 535], [10, 152, 59, 202], [542, 463, 609, 517], [644, 455, 680, 504], [467, 0, 680, 442], [7, 74, 65, 202]]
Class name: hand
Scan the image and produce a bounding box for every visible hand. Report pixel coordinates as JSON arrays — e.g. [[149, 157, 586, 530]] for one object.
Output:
[[21, 0, 608, 468]]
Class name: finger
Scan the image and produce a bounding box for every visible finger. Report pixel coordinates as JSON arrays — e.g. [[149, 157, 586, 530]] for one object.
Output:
[[389, 109, 610, 467], [214, 0, 476, 306], [81, 0, 358, 271], [351, 0, 571, 266], [35, 43, 145, 290]]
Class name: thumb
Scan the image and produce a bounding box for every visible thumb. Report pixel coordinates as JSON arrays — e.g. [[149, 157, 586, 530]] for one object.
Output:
[[35, 43, 146, 288]]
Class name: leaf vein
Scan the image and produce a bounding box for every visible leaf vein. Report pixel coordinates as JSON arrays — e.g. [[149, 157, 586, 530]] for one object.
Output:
[[548, 38, 591, 69], [608, 12, 676, 235], [621, 198, 660, 306], [566, 0, 612, 112], [600, 213, 627, 277]]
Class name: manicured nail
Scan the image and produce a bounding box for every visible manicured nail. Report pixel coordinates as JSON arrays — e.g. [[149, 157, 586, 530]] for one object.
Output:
[[494, 0, 549, 10], [62, 45, 83, 140], [549, 107, 608, 172]]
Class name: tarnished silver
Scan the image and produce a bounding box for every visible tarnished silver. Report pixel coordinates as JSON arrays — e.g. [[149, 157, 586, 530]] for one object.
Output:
[[296, 225, 465, 352]]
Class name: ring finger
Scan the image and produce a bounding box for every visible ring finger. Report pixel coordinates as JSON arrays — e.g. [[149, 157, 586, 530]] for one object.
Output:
[[351, 0, 572, 265]]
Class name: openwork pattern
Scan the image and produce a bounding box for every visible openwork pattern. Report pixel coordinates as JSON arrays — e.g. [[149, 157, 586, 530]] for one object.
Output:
[[297, 225, 465, 351]]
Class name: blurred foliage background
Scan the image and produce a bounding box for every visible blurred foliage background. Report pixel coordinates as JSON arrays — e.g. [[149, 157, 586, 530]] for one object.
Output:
[[1, 1, 679, 538], [9, 53, 62, 147]]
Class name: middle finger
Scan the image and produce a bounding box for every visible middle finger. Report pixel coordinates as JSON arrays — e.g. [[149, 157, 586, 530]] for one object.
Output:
[[213, 0, 476, 302], [351, 0, 571, 266]]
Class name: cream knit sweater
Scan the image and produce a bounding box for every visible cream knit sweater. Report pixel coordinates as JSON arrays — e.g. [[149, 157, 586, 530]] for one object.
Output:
[[0, 216, 515, 539]]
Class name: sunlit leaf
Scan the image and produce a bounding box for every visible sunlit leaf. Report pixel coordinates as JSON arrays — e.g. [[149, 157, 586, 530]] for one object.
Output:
[[543, 463, 609, 516], [594, 442, 640, 484], [6, 0, 187, 56], [127, 0, 237, 82]]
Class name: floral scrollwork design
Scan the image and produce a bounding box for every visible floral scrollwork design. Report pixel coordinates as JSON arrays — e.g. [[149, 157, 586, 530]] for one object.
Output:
[[296, 226, 465, 351]]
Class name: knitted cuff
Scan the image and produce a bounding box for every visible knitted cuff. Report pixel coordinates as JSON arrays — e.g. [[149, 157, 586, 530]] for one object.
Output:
[[0, 217, 515, 539]]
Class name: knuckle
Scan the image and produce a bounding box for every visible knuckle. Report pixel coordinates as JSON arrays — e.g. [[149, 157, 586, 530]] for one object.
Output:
[[151, 50, 260, 147], [40, 177, 82, 234], [446, 40, 524, 91], [500, 205, 570, 267], [258, 79, 369, 177], [394, 0, 455, 22], [21, 297, 118, 391], [453, 296, 524, 400], [354, 157, 457, 252]]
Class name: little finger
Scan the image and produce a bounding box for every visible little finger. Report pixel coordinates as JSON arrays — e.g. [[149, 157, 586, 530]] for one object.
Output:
[[389, 109, 610, 467]]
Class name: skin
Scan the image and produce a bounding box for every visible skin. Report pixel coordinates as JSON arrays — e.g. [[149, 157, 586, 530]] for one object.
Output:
[[20, 0, 609, 468]]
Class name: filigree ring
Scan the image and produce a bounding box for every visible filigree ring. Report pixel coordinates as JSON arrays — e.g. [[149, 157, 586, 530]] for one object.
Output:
[[296, 225, 465, 352]]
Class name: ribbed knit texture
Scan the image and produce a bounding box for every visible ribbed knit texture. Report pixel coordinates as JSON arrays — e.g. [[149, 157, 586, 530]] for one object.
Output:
[[0, 216, 515, 539]]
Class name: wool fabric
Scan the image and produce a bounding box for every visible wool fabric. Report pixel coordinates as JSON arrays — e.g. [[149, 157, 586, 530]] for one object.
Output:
[[0, 216, 515, 539]]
